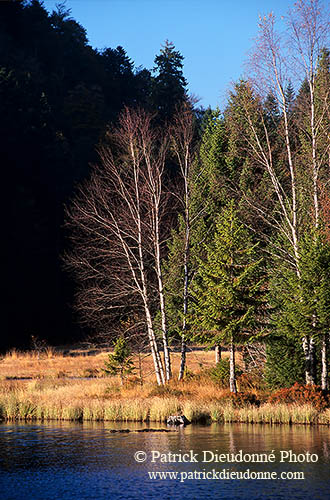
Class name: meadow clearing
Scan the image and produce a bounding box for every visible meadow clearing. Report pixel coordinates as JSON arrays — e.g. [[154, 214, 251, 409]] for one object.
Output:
[[0, 346, 329, 425]]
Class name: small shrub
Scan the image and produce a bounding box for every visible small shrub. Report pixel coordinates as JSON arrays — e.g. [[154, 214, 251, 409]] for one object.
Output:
[[215, 389, 260, 407], [268, 383, 329, 412], [230, 392, 260, 408], [103, 337, 135, 386], [209, 359, 230, 386], [231, 392, 260, 407], [237, 370, 266, 392], [148, 385, 183, 398], [83, 368, 99, 378], [209, 359, 243, 387]]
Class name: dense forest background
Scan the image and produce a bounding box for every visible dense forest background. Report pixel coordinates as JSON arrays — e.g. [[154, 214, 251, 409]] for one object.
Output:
[[1, 0, 190, 351]]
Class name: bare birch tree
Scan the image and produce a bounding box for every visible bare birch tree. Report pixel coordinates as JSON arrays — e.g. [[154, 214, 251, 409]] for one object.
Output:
[[65, 107, 172, 385], [170, 103, 196, 380], [241, 0, 330, 385]]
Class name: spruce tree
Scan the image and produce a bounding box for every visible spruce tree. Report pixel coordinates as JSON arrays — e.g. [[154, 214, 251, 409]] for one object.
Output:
[[151, 40, 187, 122], [163, 109, 227, 376], [270, 230, 330, 388], [191, 201, 265, 393], [265, 337, 305, 389], [104, 337, 135, 386]]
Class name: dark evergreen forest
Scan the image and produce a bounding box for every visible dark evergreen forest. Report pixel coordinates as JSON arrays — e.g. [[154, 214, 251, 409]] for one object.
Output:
[[1, 0, 189, 351]]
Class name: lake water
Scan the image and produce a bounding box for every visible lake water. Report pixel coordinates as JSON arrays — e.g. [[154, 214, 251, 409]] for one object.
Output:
[[1, 421, 330, 500]]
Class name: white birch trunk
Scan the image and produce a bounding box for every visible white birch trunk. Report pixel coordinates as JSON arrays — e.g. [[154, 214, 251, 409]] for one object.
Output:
[[133, 144, 166, 386], [321, 335, 328, 391], [215, 344, 222, 364], [229, 340, 237, 394], [155, 246, 172, 381], [302, 336, 316, 385], [144, 302, 165, 385], [178, 196, 190, 381], [144, 145, 171, 382]]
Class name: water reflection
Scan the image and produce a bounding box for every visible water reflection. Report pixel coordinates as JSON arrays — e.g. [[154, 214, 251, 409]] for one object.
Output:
[[0, 422, 329, 499]]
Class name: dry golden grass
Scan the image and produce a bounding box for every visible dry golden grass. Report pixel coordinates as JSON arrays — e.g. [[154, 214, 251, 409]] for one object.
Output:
[[0, 349, 108, 379], [1, 346, 329, 425], [0, 375, 329, 424], [0, 346, 236, 380]]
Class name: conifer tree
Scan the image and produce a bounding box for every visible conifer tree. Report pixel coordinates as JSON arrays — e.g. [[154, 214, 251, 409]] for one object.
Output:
[[271, 230, 330, 388], [151, 40, 187, 122], [265, 337, 305, 389], [163, 109, 227, 378], [104, 337, 135, 386], [191, 201, 265, 393]]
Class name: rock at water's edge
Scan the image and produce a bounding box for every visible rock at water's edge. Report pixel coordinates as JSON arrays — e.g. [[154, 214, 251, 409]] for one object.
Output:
[[167, 415, 190, 426]]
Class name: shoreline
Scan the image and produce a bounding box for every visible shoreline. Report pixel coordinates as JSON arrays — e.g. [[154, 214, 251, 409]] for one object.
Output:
[[1, 397, 330, 425]]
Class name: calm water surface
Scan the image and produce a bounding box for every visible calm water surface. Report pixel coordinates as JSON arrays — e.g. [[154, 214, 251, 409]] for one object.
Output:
[[1, 421, 330, 500]]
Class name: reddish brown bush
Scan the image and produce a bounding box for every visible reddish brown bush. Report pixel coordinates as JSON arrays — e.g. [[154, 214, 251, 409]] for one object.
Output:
[[268, 383, 329, 412], [218, 390, 260, 407]]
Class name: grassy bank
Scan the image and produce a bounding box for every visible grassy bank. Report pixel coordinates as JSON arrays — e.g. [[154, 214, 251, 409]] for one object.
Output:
[[1, 349, 329, 425], [1, 387, 330, 424], [1, 376, 330, 425]]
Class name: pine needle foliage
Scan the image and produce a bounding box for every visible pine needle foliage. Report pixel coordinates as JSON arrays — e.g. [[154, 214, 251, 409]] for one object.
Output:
[[191, 201, 265, 347], [163, 110, 227, 340], [265, 337, 305, 389], [271, 231, 330, 346], [104, 337, 135, 386]]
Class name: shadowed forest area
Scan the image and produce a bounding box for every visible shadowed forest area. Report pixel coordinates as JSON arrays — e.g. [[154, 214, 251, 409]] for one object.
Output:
[[2, 0, 190, 351]]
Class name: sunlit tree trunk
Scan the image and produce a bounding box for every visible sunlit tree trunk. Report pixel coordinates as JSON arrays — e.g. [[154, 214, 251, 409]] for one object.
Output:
[[302, 336, 316, 386], [215, 344, 222, 364], [229, 340, 237, 394], [142, 127, 172, 381], [171, 103, 195, 381], [321, 335, 328, 391]]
